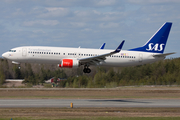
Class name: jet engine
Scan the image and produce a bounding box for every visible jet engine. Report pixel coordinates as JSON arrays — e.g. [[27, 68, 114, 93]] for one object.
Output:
[[58, 59, 79, 68]]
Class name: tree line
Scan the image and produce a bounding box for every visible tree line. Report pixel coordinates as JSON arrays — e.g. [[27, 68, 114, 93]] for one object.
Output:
[[0, 57, 180, 87]]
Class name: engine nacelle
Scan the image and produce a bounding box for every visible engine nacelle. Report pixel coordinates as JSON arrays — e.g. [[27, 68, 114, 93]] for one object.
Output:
[[58, 59, 79, 68]]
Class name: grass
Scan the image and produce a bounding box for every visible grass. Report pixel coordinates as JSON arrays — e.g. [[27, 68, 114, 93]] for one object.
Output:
[[0, 108, 180, 119], [0, 88, 180, 99], [1, 117, 180, 120]]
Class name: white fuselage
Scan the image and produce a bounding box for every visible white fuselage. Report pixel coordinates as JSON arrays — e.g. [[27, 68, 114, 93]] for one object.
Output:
[[2, 46, 164, 67]]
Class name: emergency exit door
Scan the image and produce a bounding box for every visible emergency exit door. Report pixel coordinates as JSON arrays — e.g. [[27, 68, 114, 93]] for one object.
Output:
[[22, 48, 27, 57]]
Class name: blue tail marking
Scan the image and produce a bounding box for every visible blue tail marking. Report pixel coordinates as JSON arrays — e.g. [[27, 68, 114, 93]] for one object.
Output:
[[99, 43, 106, 49], [113, 40, 125, 53], [129, 22, 172, 53]]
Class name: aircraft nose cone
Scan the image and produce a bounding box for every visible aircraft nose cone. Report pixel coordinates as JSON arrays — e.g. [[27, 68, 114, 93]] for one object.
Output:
[[2, 53, 7, 59]]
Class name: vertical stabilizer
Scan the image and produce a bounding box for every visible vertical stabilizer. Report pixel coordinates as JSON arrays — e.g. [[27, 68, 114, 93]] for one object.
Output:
[[129, 22, 172, 53]]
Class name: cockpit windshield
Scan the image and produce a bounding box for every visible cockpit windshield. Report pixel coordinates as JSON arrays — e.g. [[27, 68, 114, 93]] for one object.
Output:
[[9, 50, 16, 52]]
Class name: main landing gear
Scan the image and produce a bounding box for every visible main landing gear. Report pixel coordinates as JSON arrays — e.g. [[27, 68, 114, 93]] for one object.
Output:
[[83, 65, 91, 73]]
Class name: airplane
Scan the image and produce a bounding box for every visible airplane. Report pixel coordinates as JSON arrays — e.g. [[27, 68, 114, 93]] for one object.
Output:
[[2, 22, 175, 73]]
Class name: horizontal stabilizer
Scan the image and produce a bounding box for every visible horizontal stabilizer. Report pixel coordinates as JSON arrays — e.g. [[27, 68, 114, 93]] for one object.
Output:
[[153, 52, 175, 57]]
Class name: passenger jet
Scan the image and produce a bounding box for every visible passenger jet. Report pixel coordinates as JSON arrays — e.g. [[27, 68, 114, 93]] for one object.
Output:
[[2, 22, 175, 73]]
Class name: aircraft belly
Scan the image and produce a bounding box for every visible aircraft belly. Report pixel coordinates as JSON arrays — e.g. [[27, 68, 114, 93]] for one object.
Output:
[[17, 56, 61, 64], [102, 58, 139, 67]]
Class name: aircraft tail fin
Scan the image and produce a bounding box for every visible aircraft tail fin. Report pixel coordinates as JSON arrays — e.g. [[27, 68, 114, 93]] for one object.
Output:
[[129, 22, 172, 53]]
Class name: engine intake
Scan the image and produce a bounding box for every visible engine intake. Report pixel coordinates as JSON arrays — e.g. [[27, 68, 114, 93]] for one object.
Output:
[[58, 59, 79, 68]]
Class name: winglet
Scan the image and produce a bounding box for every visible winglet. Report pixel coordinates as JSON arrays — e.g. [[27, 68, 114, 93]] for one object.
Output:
[[99, 43, 106, 49], [112, 40, 125, 53]]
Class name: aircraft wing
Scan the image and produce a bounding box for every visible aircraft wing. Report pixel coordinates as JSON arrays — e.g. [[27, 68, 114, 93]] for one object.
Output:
[[153, 52, 176, 57], [78, 40, 125, 65]]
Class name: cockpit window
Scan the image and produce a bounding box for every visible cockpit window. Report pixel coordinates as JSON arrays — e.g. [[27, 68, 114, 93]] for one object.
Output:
[[9, 50, 16, 52]]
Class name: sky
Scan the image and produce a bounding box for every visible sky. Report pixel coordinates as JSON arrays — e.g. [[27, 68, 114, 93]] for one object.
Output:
[[0, 0, 180, 58]]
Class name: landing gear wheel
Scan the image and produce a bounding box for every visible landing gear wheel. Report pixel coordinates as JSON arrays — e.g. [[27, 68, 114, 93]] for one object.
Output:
[[83, 65, 91, 73], [83, 68, 87, 73], [86, 68, 91, 73]]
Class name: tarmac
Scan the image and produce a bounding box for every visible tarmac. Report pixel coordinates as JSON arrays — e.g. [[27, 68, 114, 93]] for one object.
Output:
[[0, 99, 180, 108]]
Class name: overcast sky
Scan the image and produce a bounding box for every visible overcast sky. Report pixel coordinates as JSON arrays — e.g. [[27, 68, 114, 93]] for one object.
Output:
[[0, 0, 179, 58]]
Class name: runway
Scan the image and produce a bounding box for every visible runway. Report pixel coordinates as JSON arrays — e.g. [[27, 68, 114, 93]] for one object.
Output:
[[0, 99, 180, 108]]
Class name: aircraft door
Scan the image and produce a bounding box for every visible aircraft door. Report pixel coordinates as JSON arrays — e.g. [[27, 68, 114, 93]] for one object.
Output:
[[22, 48, 27, 57], [139, 53, 143, 62]]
